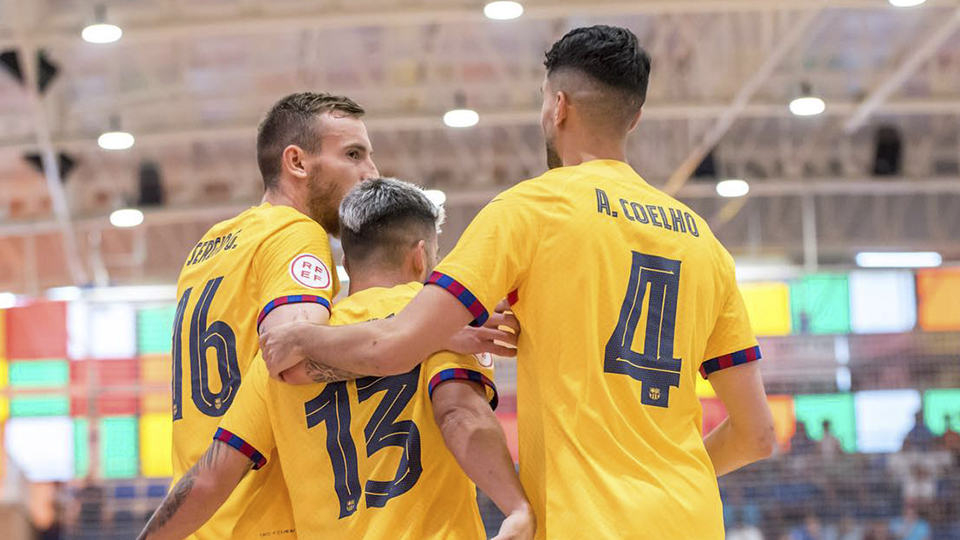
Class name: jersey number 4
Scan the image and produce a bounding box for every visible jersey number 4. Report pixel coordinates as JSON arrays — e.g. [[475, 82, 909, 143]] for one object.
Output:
[[604, 252, 683, 408], [172, 277, 241, 419], [304, 367, 423, 519]]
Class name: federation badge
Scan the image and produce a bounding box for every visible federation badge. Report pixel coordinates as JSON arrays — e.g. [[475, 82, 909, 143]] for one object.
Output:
[[289, 254, 332, 289], [476, 352, 494, 368]]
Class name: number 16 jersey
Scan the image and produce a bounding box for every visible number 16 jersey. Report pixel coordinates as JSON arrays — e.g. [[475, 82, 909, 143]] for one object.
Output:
[[430, 159, 761, 540], [171, 202, 339, 540]]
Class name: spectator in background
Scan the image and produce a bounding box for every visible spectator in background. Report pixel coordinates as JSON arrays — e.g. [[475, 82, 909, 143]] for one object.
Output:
[[790, 514, 827, 540], [819, 421, 843, 460], [729, 521, 765, 540], [888, 505, 930, 540], [725, 485, 764, 540], [790, 423, 816, 456], [902, 411, 934, 452], [834, 515, 866, 540], [787, 423, 820, 477], [888, 430, 952, 511], [863, 521, 890, 540], [939, 413, 960, 454], [35, 481, 64, 540], [73, 480, 103, 535]]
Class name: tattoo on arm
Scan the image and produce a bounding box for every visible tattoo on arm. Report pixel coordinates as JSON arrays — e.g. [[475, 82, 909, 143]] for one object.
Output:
[[137, 475, 195, 540], [138, 441, 253, 540], [304, 358, 363, 383]]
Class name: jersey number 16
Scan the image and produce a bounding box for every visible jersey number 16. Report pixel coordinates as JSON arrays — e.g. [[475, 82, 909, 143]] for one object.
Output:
[[172, 276, 242, 419]]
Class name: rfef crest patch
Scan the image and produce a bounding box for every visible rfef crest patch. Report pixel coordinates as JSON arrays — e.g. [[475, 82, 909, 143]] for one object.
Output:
[[476, 352, 494, 368], [289, 254, 331, 289]]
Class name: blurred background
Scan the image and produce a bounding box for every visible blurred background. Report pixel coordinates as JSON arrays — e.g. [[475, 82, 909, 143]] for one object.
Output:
[[1, 0, 960, 539]]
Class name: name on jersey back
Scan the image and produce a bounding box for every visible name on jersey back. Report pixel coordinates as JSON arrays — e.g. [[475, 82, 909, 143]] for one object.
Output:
[[185, 229, 242, 267], [595, 188, 700, 238]]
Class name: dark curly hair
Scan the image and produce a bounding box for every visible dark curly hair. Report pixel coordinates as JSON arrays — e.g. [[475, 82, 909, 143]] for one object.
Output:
[[544, 25, 651, 104]]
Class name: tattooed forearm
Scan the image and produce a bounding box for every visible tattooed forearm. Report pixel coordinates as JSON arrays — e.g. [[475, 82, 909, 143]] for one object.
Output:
[[138, 475, 196, 539], [137, 441, 251, 540], [304, 358, 364, 382]]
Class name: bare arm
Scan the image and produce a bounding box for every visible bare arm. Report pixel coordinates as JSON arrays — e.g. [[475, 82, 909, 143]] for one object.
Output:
[[702, 362, 776, 476], [258, 301, 367, 385], [432, 380, 535, 540], [261, 288, 517, 379], [137, 441, 253, 540]]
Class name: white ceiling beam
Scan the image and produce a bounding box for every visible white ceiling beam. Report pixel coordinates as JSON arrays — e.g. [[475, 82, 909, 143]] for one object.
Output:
[[844, 8, 960, 134], [9, 1, 88, 285], [2, 177, 959, 239], [661, 6, 823, 196], [6, 97, 960, 155], [0, 0, 956, 50]]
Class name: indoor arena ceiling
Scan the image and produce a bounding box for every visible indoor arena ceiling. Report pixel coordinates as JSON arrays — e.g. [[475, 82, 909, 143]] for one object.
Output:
[[1, 0, 959, 291]]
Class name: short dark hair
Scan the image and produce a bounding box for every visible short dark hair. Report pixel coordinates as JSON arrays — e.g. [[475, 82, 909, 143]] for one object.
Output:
[[339, 177, 443, 269], [544, 25, 651, 103], [256, 92, 365, 190]]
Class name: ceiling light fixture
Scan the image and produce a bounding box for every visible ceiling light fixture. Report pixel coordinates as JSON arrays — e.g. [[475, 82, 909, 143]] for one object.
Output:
[[81, 5, 122, 44], [855, 251, 942, 268], [444, 92, 479, 128], [716, 179, 750, 198], [110, 208, 144, 228], [888, 0, 926, 7], [484, 1, 524, 20], [99, 115, 135, 150], [98, 131, 135, 150], [790, 83, 826, 117]]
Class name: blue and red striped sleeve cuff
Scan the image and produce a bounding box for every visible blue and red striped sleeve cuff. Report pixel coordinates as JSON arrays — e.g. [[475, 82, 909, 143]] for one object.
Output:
[[425, 272, 489, 327], [213, 427, 267, 470], [699, 345, 762, 378], [257, 294, 331, 328], [428, 368, 499, 411]]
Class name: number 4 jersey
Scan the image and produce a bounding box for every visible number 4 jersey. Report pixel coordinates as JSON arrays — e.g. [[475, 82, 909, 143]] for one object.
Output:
[[217, 282, 498, 539], [171, 202, 339, 540], [430, 159, 761, 540]]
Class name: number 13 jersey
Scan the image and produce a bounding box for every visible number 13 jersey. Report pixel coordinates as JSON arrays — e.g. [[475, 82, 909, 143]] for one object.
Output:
[[430, 159, 761, 540], [171, 202, 339, 540], [217, 282, 498, 539]]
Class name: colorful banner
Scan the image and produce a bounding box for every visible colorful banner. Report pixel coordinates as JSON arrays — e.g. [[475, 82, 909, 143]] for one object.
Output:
[[917, 268, 960, 331], [790, 274, 851, 335], [5, 302, 67, 359], [740, 282, 792, 336], [140, 413, 173, 478], [794, 393, 857, 452]]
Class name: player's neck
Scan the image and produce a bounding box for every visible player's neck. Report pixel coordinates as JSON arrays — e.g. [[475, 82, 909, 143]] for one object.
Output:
[[261, 184, 308, 216], [560, 138, 628, 167], [347, 269, 416, 296]]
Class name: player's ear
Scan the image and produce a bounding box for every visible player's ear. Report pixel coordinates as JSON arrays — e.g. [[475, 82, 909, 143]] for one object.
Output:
[[554, 90, 569, 127], [411, 240, 427, 280], [281, 145, 309, 180], [627, 106, 643, 133]]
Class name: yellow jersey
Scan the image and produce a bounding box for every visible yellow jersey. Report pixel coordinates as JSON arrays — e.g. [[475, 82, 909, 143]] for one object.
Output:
[[218, 282, 497, 539], [172, 202, 339, 539], [430, 159, 760, 539]]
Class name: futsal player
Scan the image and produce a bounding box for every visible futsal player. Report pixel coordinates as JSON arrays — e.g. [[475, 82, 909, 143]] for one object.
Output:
[[260, 26, 777, 539], [141, 94, 519, 540], [138, 178, 533, 540]]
